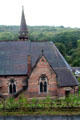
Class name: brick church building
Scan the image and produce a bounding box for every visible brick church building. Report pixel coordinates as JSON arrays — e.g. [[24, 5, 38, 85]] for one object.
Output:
[[0, 7, 78, 98]]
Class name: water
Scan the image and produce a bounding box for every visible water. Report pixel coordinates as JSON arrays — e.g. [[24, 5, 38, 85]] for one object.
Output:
[[0, 116, 80, 120]]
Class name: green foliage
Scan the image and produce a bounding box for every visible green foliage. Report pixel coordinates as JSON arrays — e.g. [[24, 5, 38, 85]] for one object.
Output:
[[55, 42, 66, 56], [5, 97, 18, 110], [30, 97, 38, 108], [17, 94, 28, 109], [0, 32, 18, 41], [77, 40, 80, 48], [0, 94, 80, 112], [70, 48, 80, 66], [78, 77, 80, 82]]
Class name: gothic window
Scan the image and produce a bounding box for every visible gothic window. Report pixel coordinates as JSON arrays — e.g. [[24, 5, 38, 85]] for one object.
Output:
[[39, 74, 47, 93], [13, 84, 16, 93], [9, 84, 12, 94], [9, 79, 16, 94], [40, 82, 43, 92], [44, 81, 47, 92]]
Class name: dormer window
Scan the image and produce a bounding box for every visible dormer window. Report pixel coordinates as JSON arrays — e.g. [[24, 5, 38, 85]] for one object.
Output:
[[9, 79, 16, 94], [39, 74, 47, 93]]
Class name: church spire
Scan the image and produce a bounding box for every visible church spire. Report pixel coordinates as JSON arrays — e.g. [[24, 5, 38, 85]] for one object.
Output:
[[19, 6, 28, 40]]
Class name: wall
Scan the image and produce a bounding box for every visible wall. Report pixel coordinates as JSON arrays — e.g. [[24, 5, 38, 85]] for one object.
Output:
[[27, 56, 58, 98], [27, 56, 78, 98], [0, 76, 27, 97]]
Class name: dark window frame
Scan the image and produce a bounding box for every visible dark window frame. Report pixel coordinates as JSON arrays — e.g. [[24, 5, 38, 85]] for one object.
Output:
[[9, 80, 16, 94], [39, 74, 47, 93]]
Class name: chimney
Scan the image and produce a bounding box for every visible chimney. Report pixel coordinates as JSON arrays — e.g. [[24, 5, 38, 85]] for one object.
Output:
[[27, 55, 32, 74]]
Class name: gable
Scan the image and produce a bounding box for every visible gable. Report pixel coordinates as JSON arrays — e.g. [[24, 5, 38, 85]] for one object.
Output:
[[36, 56, 56, 75], [37, 56, 52, 68], [29, 55, 56, 81], [30, 42, 71, 69]]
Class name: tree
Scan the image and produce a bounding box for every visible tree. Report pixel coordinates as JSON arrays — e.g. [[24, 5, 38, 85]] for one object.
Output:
[[55, 42, 66, 56]]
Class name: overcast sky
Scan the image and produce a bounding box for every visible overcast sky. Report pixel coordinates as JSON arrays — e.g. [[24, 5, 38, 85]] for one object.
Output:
[[0, 0, 80, 27]]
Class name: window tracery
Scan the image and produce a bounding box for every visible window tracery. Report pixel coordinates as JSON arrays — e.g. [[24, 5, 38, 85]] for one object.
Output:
[[39, 74, 47, 93]]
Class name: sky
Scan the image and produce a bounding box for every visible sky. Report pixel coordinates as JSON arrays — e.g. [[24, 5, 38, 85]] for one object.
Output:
[[0, 0, 80, 27]]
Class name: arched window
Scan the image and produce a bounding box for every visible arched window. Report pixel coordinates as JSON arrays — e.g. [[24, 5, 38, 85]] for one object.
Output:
[[40, 82, 43, 92], [44, 81, 47, 92], [39, 74, 47, 93], [9, 79, 16, 94], [9, 84, 12, 94], [13, 84, 16, 93]]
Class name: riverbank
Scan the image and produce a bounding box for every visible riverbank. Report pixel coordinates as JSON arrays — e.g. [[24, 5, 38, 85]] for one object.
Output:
[[1, 108, 80, 116]]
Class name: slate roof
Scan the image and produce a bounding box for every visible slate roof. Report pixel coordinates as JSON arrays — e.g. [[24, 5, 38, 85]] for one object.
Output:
[[0, 41, 30, 75], [0, 40, 78, 87], [54, 68, 78, 87], [30, 42, 71, 69]]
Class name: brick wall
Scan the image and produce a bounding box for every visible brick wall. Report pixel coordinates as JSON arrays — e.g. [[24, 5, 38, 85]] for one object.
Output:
[[27, 56, 77, 98], [0, 76, 27, 97], [27, 56, 58, 98]]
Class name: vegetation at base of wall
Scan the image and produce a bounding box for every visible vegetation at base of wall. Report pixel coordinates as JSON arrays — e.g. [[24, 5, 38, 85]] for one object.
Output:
[[0, 25, 80, 67], [0, 94, 80, 113], [0, 94, 80, 115]]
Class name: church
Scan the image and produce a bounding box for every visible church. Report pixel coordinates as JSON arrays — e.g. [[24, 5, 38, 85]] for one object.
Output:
[[0, 7, 78, 98]]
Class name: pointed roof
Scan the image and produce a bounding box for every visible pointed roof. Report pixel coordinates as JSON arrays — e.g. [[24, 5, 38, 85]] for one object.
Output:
[[19, 6, 28, 40]]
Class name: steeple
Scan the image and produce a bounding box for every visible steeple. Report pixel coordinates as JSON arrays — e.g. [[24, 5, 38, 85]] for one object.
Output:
[[19, 6, 28, 40]]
